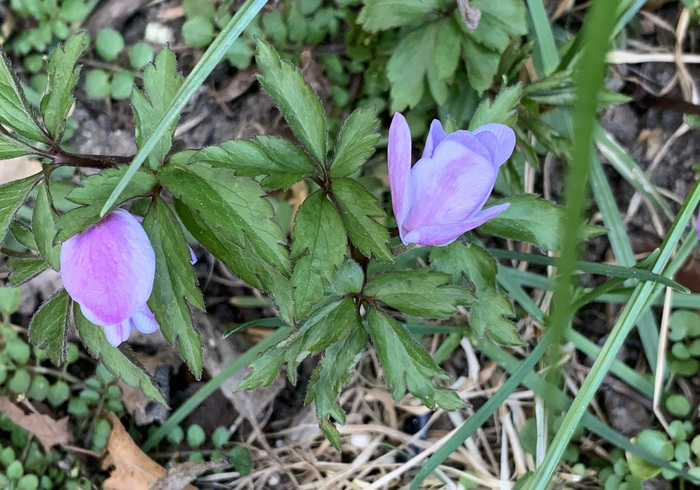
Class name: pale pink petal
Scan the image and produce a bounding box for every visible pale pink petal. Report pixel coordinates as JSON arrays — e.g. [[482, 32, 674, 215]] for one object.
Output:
[[422, 119, 447, 159], [472, 124, 516, 167], [403, 203, 510, 246], [60, 209, 156, 326], [103, 319, 134, 347], [388, 113, 413, 228], [131, 305, 160, 334], [402, 140, 496, 231]]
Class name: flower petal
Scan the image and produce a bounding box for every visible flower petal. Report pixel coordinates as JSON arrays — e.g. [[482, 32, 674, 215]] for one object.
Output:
[[131, 305, 160, 334], [403, 140, 496, 230], [472, 123, 516, 167], [103, 319, 134, 347], [442, 130, 493, 163], [388, 113, 413, 228], [60, 209, 156, 326], [422, 119, 447, 159], [404, 203, 510, 246]]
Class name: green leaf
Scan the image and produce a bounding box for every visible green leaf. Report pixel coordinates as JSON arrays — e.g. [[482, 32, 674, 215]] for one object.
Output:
[[182, 17, 215, 49], [255, 39, 326, 163], [0, 173, 41, 244], [143, 199, 204, 378], [469, 83, 522, 129], [160, 163, 290, 274], [365, 269, 472, 318], [329, 107, 381, 179], [7, 257, 47, 286], [0, 49, 46, 142], [55, 167, 158, 242], [28, 288, 69, 365], [32, 184, 61, 270], [182, 136, 315, 189], [290, 191, 346, 319], [461, 36, 500, 94], [626, 430, 674, 479], [357, 0, 439, 32], [132, 45, 183, 169], [95, 28, 124, 61], [0, 286, 22, 314], [0, 133, 37, 159], [367, 307, 462, 408], [74, 305, 165, 404], [467, 0, 528, 52], [239, 298, 359, 388], [433, 18, 462, 81], [479, 194, 604, 252], [431, 242, 521, 344], [174, 199, 294, 323], [40, 30, 88, 141], [331, 179, 391, 262], [386, 24, 436, 112], [10, 221, 38, 249], [305, 327, 366, 449], [330, 259, 364, 295]]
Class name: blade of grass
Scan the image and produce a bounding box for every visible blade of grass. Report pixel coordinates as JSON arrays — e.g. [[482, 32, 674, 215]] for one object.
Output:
[[529, 179, 700, 487], [526, 0, 559, 74], [100, 0, 267, 216], [142, 325, 290, 452]]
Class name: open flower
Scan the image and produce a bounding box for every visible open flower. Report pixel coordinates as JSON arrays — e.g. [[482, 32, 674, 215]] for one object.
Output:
[[60, 209, 159, 346], [388, 113, 515, 246]]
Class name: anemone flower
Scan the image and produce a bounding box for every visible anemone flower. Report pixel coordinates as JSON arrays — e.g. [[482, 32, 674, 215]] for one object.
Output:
[[388, 113, 515, 246]]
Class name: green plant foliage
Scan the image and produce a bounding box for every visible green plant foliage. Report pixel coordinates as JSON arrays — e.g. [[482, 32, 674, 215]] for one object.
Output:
[[329, 259, 364, 295], [626, 430, 674, 480], [0, 173, 41, 244], [28, 289, 70, 366], [143, 199, 204, 378], [6, 257, 48, 286], [329, 106, 381, 179], [357, 0, 439, 33], [32, 184, 61, 270], [132, 45, 183, 170], [0, 51, 47, 142], [0, 287, 22, 314], [182, 17, 215, 49], [83, 69, 111, 99], [128, 42, 155, 70], [110, 70, 134, 100], [95, 28, 124, 62]]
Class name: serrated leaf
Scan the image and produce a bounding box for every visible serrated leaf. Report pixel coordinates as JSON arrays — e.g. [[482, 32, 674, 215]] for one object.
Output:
[[74, 305, 165, 404], [479, 194, 604, 252], [10, 221, 37, 249], [291, 191, 346, 319], [433, 18, 461, 80], [387, 23, 436, 112], [367, 307, 462, 408], [330, 259, 364, 295], [357, 0, 439, 32], [28, 288, 69, 365], [0, 133, 36, 159], [331, 178, 391, 262], [305, 327, 366, 449], [365, 269, 472, 318], [174, 199, 293, 323], [255, 39, 326, 163], [160, 163, 290, 275], [431, 242, 521, 345], [461, 36, 500, 94], [143, 199, 203, 378], [467, 0, 528, 52], [329, 107, 381, 179], [7, 257, 47, 285], [131, 45, 182, 169], [0, 49, 46, 142], [32, 184, 61, 270], [40, 30, 88, 141], [240, 299, 359, 390], [184, 136, 315, 189], [0, 173, 40, 244], [55, 167, 158, 242], [469, 83, 522, 129]]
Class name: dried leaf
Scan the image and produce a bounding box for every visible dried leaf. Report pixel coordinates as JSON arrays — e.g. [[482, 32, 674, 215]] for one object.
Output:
[[151, 459, 229, 490], [0, 396, 72, 451]]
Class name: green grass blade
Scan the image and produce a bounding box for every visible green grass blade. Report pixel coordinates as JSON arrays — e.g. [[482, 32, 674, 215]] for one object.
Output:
[[100, 0, 267, 216], [526, 0, 559, 74], [409, 328, 556, 489], [141, 325, 290, 452]]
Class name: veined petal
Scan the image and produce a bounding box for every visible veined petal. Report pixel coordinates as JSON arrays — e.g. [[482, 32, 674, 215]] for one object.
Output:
[[422, 119, 447, 159], [131, 305, 160, 334], [405, 203, 510, 246], [403, 140, 496, 230], [472, 124, 516, 167], [60, 209, 156, 326], [388, 113, 413, 228], [441, 130, 492, 163], [103, 318, 134, 347]]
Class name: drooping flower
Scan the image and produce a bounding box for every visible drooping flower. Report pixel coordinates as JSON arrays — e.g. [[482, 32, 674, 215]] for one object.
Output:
[[388, 113, 516, 247], [60, 208, 159, 346]]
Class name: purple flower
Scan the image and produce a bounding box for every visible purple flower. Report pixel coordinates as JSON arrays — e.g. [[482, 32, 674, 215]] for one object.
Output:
[[60, 209, 159, 347], [388, 113, 516, 246]]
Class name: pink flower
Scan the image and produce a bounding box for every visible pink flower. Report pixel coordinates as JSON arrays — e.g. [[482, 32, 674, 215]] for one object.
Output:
[[388, 113, 515, 246], [60, 209, 159, 346]]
